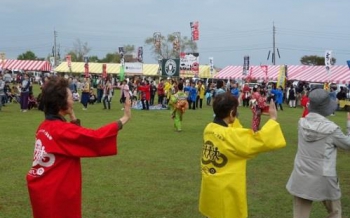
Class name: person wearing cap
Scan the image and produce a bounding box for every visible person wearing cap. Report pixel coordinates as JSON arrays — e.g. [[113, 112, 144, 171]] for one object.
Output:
[[286, 88, 350, 218]]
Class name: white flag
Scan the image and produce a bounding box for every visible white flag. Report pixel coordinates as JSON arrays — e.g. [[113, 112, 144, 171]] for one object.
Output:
[[209, 57, 214, 73], [325, 50, 332, 67]]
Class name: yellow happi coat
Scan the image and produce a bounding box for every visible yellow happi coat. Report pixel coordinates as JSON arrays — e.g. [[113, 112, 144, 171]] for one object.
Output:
[[199, 118, 286, 218]]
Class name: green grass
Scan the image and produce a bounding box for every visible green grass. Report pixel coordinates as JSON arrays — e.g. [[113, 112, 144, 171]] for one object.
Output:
[[1, 85, 350, 218]]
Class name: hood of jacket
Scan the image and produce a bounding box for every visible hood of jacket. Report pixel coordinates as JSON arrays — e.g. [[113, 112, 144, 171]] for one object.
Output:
[[299, 112, 338, 142]]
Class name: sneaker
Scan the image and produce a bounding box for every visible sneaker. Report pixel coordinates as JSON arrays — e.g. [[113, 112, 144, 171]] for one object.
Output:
[[82, 108, 87, 110], [22, 110, 27, 112], [121, 108, 124, 110]]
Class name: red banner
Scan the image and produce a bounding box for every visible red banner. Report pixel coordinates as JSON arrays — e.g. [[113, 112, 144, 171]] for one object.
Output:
[[84, 63, 89, 78], [102, 64, 107, 78], [66, 55, 71, 68], [190, 21, 199, 41]]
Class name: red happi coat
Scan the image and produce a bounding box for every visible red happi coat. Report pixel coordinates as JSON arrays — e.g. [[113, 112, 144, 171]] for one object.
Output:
[[138, 84, 151, 100], [26, 117, 119, 218]]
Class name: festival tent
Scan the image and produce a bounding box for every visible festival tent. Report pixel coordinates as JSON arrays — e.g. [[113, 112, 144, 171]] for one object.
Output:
[[3, 59, 52, 72], [55, 62, 120, 74], [290, 65, 350, 84], [55, 62, 217, 78], [215, 65, 350, 83]]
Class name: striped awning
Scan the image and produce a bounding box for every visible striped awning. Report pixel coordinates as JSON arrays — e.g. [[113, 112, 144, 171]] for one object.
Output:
[[55, 62, 120, 74], [291, 65, 350, 84], [4, 60, 52, 71], [55, 62, 217, 78], [215, 65, 350, 83]]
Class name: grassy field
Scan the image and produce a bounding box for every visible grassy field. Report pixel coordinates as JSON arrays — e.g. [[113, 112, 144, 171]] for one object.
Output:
[[1, 85, 350, 218]]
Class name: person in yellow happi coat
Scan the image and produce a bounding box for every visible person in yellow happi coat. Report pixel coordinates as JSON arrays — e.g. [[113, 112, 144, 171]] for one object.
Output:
[[199, 92, 286, 218], [164, 78, 173, 105]]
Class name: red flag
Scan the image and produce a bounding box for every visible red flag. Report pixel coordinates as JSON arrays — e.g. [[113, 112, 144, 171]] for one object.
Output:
[[66, 55, 71, 68], [84, 63, 89, 78], [102, 64, 107, 78]]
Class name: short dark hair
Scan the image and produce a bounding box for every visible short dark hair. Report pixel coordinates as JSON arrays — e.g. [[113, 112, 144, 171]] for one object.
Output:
[[178, 82, 184, 91], [216, 80, 224, 89], [42, 77, 69, 115], [213, 92, 238, 119]]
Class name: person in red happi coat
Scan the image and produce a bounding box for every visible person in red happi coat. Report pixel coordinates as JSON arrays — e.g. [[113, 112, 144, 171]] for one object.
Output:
[[26, 77, 131, 218]]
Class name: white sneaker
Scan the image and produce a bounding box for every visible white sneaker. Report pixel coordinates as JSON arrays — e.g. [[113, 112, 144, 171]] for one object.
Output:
[[121, 108, 124, 110], [82, 108, 87, 110], [22, 110, 27, 112]]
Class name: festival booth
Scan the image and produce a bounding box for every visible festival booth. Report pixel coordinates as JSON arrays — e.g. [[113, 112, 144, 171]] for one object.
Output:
[[55, 62, 217, 80], [215, 65, 350, 83], [3, 59, 52, 72]]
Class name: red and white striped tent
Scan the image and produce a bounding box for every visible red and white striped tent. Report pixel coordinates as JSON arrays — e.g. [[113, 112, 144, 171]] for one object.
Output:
[[3, 59, 52, 72], [215, 65, 350, 83]]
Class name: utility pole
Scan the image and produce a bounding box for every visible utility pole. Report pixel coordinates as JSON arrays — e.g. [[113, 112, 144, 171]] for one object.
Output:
[[54, 30, 57, 67], [272, 23, 276, 65]]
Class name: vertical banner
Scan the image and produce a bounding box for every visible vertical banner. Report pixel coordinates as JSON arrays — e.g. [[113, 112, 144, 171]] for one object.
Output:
[[172, 32, 181, 53], [325, 50, 332, 81], [190, 21, 199, 41], [49, 57, 55, 68], [209, 57, 214, 74], [119, 65, 125, 81], [137, 47, 143, 62], [84, 56, 89, 78], [260, 65, 268, 82], [276, 65, 286, 89], [102, 64, 107, 78], [153, 32, 162, 52], [243, 56, 249, 76], [66, 55, 71, 68], [347, 60, 350, 69]]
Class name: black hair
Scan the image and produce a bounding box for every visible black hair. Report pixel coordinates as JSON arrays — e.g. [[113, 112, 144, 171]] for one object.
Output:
[[213, 92, 238, 119]]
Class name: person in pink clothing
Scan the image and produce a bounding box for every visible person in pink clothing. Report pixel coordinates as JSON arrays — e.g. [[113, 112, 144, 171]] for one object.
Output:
[[116, 80, 130, 110]]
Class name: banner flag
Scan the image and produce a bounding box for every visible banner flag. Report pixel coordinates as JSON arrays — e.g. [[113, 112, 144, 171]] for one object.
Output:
[[162, 59, 180, 77], [190, 21, 199, 41], [66, 55, 71, 68], [243, 56, 249, 75], [347, 60, 350, 69], [260, 65, 268, 81], [102, 64, 107, 78], [84, 56, 89, 77], [119, 65, 125, 81], [137, 47, 143, 62], [276, 65, 286, 89], [209, 57, 214, 74]]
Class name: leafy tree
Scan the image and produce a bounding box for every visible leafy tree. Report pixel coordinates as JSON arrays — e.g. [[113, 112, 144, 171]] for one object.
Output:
[[66, 39, 91, 62], [100, 53, 120, 63], [89, 55, 100, 63], [300, 55, 336, 66], [17, 50, 37, 60], [144, 34, 197, 60]]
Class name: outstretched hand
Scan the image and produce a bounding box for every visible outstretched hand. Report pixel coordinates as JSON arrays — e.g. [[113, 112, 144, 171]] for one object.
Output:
[[269, 99, 277, 120]]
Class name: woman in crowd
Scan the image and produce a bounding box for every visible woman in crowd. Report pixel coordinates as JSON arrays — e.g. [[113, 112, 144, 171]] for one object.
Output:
[[102, 76, 113, 110], [80, 77, 90, 110], [250, 85, 266, 132], [20, 73, 31, 112], [26, 76, 131, 218]]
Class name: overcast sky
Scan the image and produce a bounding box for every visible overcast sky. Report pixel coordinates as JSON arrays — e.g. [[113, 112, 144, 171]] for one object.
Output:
[[1, 0, 349, 68]]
